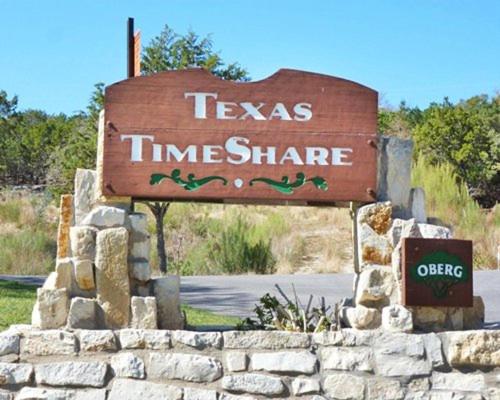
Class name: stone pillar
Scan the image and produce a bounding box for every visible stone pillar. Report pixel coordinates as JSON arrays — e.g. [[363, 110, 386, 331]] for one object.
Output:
[[56, 195, 73, 259], [74, 169, 97, 225], [95, 227, 131, 329], [377, 136, 413, 218], [153, 276, 184, 330]]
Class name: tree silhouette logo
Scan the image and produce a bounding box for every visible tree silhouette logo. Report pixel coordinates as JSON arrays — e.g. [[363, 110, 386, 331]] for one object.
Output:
[[409, 251, 469, 299]]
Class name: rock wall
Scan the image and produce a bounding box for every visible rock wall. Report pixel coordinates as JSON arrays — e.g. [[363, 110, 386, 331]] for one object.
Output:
[[0, 327, 499, 399]]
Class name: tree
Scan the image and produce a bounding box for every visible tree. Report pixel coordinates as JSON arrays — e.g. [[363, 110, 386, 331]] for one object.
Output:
[[140, 25, 250, 273]]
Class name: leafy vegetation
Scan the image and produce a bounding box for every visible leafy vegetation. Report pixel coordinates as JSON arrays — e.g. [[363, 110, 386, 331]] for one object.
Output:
[[0, 280, 240, 331]]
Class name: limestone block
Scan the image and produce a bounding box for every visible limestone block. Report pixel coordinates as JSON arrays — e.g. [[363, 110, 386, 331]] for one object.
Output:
[[311, 331, 345, 346], [172, 331, 222, 349], [387, 219, 406, 247], [73, 259, 95, 290], [357, 202, 393, 235], [0, 334, 19, 357], [382, 305, 413, 333], [56, 194, 73, 259], [70, 226, 97, 260], [95, 227, 130, 329], [432, 372, 485, 392], [320, 346, 373, 372], [366, 378, 405, 400], [291, 377, 321, 395], [411, 306, 451, 332], [130, 296, 157, 329], [418, 223, 452, 239], [391, 241, 403, 282], [130, 239, 150, 260], [422, 333, 445, 368], [341, 305, 381, 330], [34, 361, 108, 387], [66, 297, 96, 329], [225, 351, 248, 372], [111, 353, 145, 379], [76, 329, 116, 352], [54, 258, 73, 290], [15, 387, 70, 400], [148, 352, 222, 383], [31, 288, 69, 329], [408, 377, 430, 392], [440, 330, 500, 367], [463, 296, 485, 329], [251, 351, 317, 374], [81, 206, 126, 228], [129, 260, 151, 282], [323, 373, 365, 400], [410, 187, 427, 223], [447, 307, 464, 330], [118, 329, 170, 350], [108, 378, 182, 400], [0, 362, 33, 385], [21, 330, 76, 356], [389, 218, 421, 249], [355, 265, 394, 307], [74, 169, 97, 225], [221, 373, 285, 396], [219, 394, 257, 400], [184, 388, 218, 400], [153, 276, 184, 330], [223, 330, 310, 349], [358, 223, 393, 267], [129, 213, 149, 240], [377, 136, 413, 216], [0, 390, 11, 400], [74, 390, 107, 400]]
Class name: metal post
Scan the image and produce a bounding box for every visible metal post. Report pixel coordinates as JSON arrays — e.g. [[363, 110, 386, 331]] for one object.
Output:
[[350, 202, 361, 274], [127, 18, 134, 78]]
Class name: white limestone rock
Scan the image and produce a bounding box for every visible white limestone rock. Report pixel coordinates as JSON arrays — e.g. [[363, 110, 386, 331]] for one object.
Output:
[[341, 305, 382, 329], [148, 352, 222, 383], [34, 361, 108, 387], [382, 304, 413, 333], [358, 223, 393, 267], [108, 378, 182, 400], [463, 296, 485, 330], [172, 331, 222, 349], [225, 351, 248, 372], [95, 227, 130, 329], [73, 259, 95, 291], [222, 373, 285, 396], [223, 330, 310, 349], [184, 388, 218, 400], [66, 297, 96, 329], [410, 187, 427, 223], [432, 372, 486, 392], [54, 258, 73, 290], [69, 226, 97, 260], [74, 169, 97, 225], [0, 334, 19, 357], [111, 353, 145, 379], [422, 333, 445, 368], [251, 351, 317, 374], [21, 330, 76, 356], [74, 390, 107, 400], [153, 276, 184, 330], [129, 260, 151, 282], [418, 223, 452, 239], [355, 265, 394, 307], [76, 330, 117, 352], [31, 288, 69, 330], [130, 239, 150, 260], [130, 296, 157, 329], [366, 378, 405, 400], [81, 206, 126, 228], [15, 387, 70, 400], [291, 377, 321, 395], [118, 329, 170, 350], [323, 373, 366, 400], [439, 330, 500, 367], [0, 390, 11, 400], [0, 362, 33, 385], [320, 346, 373, 372], [357, 202, 393, 235]]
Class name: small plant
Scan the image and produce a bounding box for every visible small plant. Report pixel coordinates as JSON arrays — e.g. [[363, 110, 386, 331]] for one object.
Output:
[[240, 284, 338, 332]]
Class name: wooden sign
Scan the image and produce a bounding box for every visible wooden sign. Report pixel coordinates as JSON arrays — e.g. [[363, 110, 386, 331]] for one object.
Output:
[[103, 68, 378, 204], [402, 238, 473, 307]]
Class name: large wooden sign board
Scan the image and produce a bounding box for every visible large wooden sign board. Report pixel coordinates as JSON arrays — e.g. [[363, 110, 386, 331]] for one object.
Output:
[[402, 238, 473, 307], [103, 68, 378, 205]]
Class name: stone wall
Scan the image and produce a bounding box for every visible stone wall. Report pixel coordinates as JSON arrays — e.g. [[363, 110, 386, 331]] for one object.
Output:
[[0, 326, 499, 399]]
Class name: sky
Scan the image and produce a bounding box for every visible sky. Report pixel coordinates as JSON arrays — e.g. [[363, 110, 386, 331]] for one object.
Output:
[[1, 0, 499, 115]]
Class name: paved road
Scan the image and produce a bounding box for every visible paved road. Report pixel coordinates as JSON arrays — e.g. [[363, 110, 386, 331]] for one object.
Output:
[[1, 271, 499, 327]]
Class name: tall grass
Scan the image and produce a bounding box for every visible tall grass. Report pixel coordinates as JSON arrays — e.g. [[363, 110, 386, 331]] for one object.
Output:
[[412, 155, 499, 268]]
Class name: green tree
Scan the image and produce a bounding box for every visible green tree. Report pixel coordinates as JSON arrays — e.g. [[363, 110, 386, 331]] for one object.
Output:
[[141, 25, 249, 81]]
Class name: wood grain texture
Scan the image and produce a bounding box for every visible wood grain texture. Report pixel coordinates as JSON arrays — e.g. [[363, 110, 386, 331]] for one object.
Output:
[[402, 238, 473, 307], [103, 68, 378, 204]]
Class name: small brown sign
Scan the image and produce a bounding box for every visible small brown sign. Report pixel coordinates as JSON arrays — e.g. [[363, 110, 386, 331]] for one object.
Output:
[[402, 238, 473, 307], [103, 68, 378, 204]]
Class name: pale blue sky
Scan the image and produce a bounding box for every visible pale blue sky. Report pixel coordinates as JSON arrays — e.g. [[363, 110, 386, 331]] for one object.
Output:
[[1, 0, 499, 114]]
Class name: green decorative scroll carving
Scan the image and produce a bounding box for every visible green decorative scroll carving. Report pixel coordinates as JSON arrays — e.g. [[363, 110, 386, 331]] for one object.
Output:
[[409, 251, 469, 298], [249, 172, 328, 195], [150, 169, 228, 191]]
